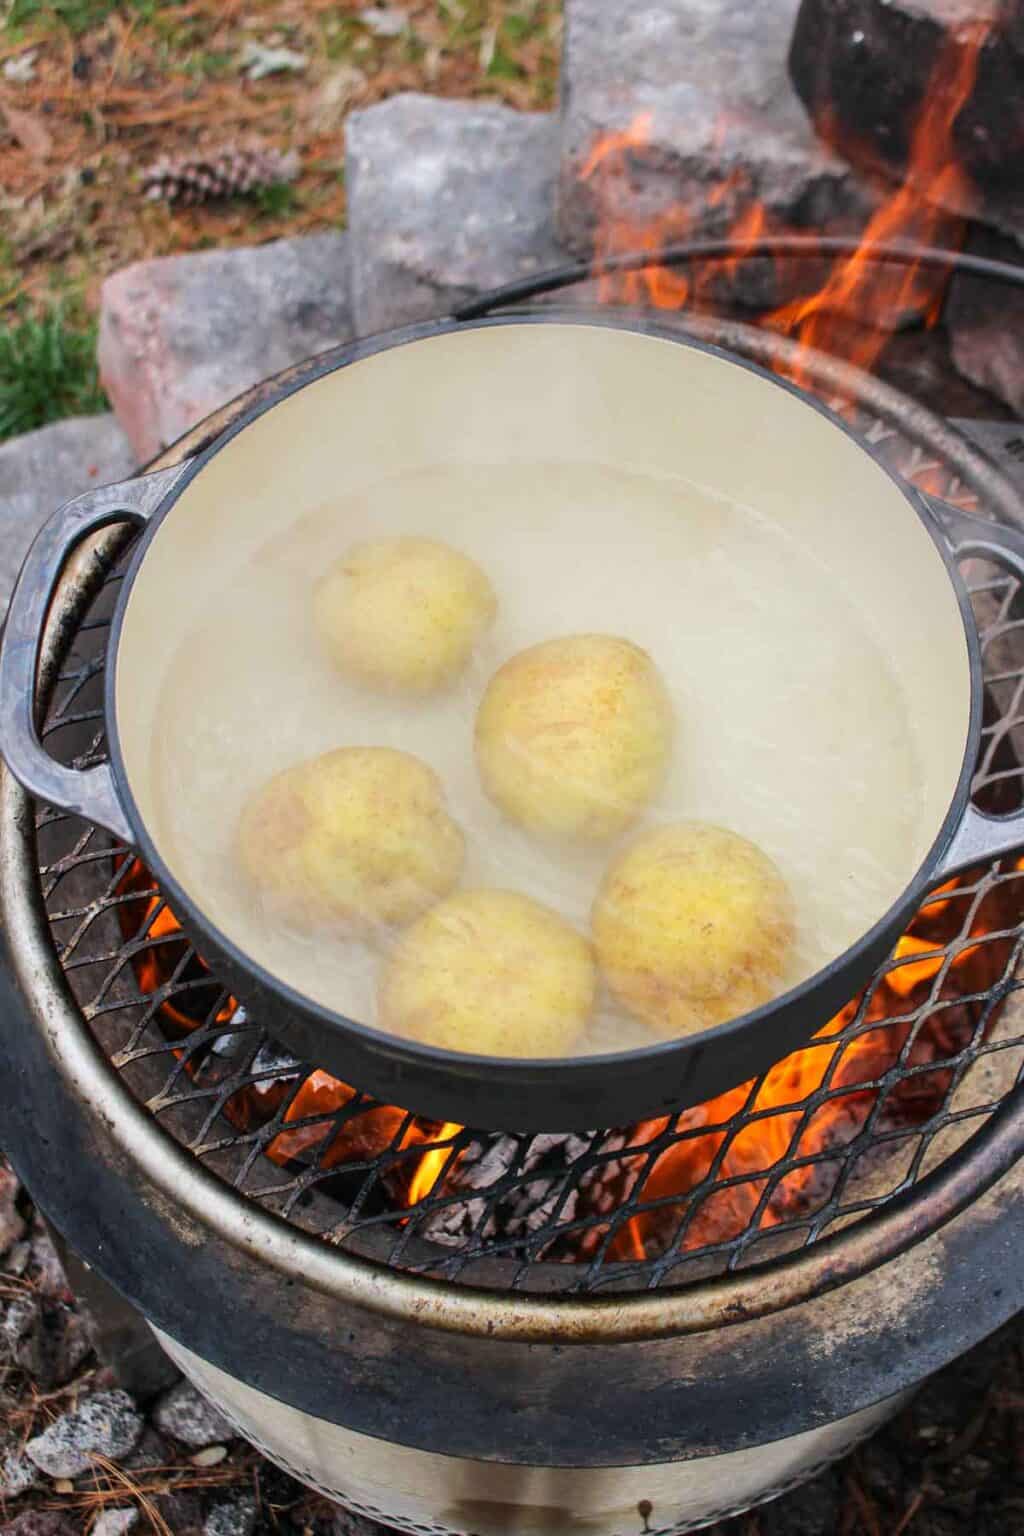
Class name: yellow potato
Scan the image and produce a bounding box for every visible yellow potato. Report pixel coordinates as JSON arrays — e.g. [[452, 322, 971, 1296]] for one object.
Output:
[[238, 747, 464, 933], [475, 634, 673, 842], [592, 822, 795, 1037], [314, 536, 497, 694], [378, 889, 595, 1057]]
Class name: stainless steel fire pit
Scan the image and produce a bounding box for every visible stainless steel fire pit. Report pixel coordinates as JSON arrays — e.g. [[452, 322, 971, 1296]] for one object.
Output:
[[1, 314, 1022, 1536]]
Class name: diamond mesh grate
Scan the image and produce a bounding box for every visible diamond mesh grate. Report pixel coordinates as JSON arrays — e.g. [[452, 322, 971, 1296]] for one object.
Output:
[[31, 410, 1024, 1296]]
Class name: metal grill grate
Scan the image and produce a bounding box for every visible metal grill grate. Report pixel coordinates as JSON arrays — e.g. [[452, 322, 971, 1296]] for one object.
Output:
[[31, 408, 1024, 1296]]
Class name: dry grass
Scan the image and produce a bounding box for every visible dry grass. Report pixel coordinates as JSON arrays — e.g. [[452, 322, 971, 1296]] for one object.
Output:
[[0, 0, 562, 317], [59, 1453, 253, 1533]]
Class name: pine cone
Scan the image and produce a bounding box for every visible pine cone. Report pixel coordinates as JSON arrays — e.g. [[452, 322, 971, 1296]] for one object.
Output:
[[141, 145, 299, 206]]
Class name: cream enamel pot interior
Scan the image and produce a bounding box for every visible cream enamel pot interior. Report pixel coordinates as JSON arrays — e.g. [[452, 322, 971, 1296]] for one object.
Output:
[[4, 313, 1024, 1132]]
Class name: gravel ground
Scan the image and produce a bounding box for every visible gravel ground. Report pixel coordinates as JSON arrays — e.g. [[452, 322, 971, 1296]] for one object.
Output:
[[0, 1155, 1020, 1536]]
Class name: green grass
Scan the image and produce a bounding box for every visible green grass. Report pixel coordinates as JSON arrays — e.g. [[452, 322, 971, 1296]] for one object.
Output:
[[4, 0, 173, 35], [0, 304, 107, 442], [181, 47, 234, 79], [252, 181, 300, 218]]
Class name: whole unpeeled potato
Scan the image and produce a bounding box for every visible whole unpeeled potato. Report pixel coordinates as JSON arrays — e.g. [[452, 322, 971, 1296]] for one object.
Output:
[[314, 536, 497, 694], [378, 889, 595, 1057], [238, 747, 464, 933], [592, 822, 795, 1037], [475, 634, 673, 842]]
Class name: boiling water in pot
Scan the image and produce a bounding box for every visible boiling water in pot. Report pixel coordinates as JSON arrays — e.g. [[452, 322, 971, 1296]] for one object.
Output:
[[151, 458, 924, 1056]]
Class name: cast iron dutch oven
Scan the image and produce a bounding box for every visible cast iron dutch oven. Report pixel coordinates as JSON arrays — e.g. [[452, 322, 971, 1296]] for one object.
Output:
[[4, 313, 1024, 1131]]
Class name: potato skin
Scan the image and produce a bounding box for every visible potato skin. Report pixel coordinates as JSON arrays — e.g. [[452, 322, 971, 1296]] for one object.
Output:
[[475, 634, 673, 843], [378, 889, 595, 1057], [314, 536, 497, 694], [592, 822, 795, 1038], [238, 747, 464, 933]]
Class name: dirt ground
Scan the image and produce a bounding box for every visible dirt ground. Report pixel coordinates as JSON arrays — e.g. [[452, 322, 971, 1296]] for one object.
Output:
[[0, 0, 561, 316]]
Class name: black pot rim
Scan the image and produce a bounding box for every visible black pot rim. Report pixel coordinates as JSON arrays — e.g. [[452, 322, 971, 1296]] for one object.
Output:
[[102, 310, 982, 1119]]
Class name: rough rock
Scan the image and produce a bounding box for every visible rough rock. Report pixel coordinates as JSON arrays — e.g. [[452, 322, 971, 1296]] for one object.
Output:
[[191, 1445, 228, 1468], [2, 1295, 44, 1378], [123, 1427, 172, 1471], [0, 415, 135, 618], [92, 1510, 139, 1536], [875, 322, 1015, 420], [557, 0, 876, 296], [152, 1489, 203, 1534], [203, 1495, 257, 1536], [154, 1380, 235, 1448], [0, 1169, 25, 1259], [954, 419, 1024, 495], [1, 1288, 91, 1390], [98, 233, 353, 463], [0, 1446, 41, 1498], [29, 1224, 70, 1301], [25, 1390, 143, 1479], [4, 1241, 31, 1278], [48, 1308, 92, 1387], [788, 0, 1024, 243], [346, 94, 565, 335], [947, 228, 1024, 417], [0, 1515, 79, 1536]]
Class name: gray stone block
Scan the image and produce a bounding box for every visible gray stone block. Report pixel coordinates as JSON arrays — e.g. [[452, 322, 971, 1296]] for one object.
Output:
[[0, 1168, 24, 1258], [0, 1446, 40, 1498], [0, 415, 135, 619], [789, 0, 1024, 245], [558, 0, 876, 294], [947, 229, 1024, 418], [203, 1496, 256, 1536], [25, 1389, 143, 1479], [98, 234, 353, 463], [346, 94, 565, 336], [0, 1516, 78, 1536], [92, 1511, 138, 1536], [154, 1380, 235, 1448]]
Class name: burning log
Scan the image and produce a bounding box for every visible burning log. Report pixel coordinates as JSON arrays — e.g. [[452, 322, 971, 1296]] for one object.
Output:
[[788, 0, 1024, 246], [947, 227, 1024, 418], [567, 2, 1011, 415], [557, 0, 877, 309]]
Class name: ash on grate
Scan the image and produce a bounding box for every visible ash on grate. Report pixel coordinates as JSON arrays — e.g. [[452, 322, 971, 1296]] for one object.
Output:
[[410, 1131, 632, 1252]]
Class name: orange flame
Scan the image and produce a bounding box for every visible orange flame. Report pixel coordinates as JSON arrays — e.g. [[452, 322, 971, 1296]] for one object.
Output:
[[119, 829, 1016, 1261], [408, 1123, 464, 1206], [118, 859, 238, 1034], [766, 21, 988, 391], [580, 22, 992, 396], [266, 1070, 414, 1170], [610, 866, 1009, 1261]]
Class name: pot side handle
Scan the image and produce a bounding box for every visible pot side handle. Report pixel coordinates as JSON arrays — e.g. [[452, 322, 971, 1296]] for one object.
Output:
[[0, 463, 190, 844], [929, 495, 1024, 882]]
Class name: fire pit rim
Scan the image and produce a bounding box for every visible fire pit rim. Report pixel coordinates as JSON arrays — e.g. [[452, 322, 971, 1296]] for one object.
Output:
[[1, 313, 1022, 1342], [1, 319, 1023, 1463], [0, 871, 1020, 1459]]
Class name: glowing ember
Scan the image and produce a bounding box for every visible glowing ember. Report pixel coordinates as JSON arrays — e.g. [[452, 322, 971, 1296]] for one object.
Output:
[[117, 858, 238, 1035], [606, 863, 1014, 1261], [266, 1071, 412, 1171]]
